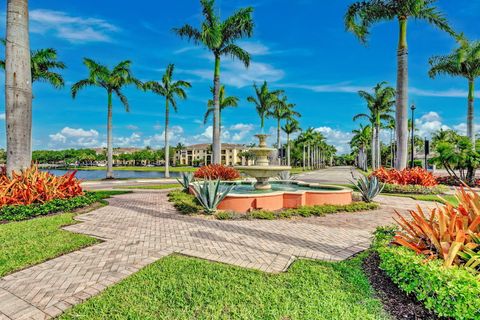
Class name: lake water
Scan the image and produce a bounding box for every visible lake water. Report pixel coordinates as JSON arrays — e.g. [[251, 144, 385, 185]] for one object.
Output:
[[45, 169, 182, 180]]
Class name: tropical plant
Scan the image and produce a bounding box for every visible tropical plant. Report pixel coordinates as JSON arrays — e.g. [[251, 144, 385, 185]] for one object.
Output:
[[346, 0, 456, 170], [350, 175, 384, 203], [174, 0, 254, 164], [431, 136, 480, 186], [191, 179, 234, 214], [393, 187, 480, 268], [5, 0, 32, 175], [194, 164, 240, 181], [177, 172, 194, 192], [71, 59, 142, 179], [268, 95, 300, 152], [144, 64, 191, 178], [353, 82, 395, 170], [372, 167, 438, 186], [350, 124, 371, 171], [247, 81, 284, 130], [429, 39, 480, 147], [204, 85, 239, 126], [0, 43, 66, 90], [0, 165, 83, 207], [282, 118, 301, 166]]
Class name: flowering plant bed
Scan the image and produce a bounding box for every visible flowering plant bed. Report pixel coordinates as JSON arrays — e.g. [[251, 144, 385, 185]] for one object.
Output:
[[436, 175, 480, 187], [381, 183, 447, 195], [194, 164, 240, 181], [0, 166, 83, 207], [372, 167, 438, 186]]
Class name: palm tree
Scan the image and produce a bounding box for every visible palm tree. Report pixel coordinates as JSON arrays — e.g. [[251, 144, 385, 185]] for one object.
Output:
[[247, 81, 283, 131], [429, 39, 480, 147], [282, 118, 301, 166], [204, 85, 239, 136], [71, 59, 142, 179], [353, 82, 395, 170], [174, 0, 254, 164], [385, 118, 396, 167], [351, 124, 371, 171], [144, 64, 191, 178], [1, 45, 66, 90], [5, 0, 32, 175], [345, 0, 455, 170], [268, 95, 301, 151]]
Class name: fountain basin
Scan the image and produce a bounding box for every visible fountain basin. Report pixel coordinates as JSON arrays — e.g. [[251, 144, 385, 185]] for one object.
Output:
[[190, 180, 353, 213], [235, 166, 291, 190]]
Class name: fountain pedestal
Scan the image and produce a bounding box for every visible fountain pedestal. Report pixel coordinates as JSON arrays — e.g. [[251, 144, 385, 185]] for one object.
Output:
[[235, 134, 291, 190]]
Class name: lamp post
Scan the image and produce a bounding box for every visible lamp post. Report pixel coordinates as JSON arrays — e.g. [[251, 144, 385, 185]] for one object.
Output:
[[410, 104, 416, 168]]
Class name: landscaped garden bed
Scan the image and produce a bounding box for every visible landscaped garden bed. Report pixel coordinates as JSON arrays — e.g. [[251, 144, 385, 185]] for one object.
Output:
[[371, 187, 480, 320], [167, 189, 378, 220], [372, 167, 448, 194]]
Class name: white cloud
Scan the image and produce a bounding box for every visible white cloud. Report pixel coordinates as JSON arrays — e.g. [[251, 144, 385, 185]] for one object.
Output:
[[0, 113, 5, 120], [177, 60, 285, 88], [114, 133, 141, 147], [126, 125, 139, 130], [49, 127, 99, 148], [414, 111, 450, 138], [410, 87, 480, 98], [314, 126, 353, 154], [237, 41, 270, 56], [30, 9, 118, 43], [283, 82, 370, 93], [143, 126, 185, 147]]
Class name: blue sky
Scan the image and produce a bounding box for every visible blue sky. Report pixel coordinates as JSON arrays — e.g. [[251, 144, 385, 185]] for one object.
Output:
[[0, 0, 479, 154]]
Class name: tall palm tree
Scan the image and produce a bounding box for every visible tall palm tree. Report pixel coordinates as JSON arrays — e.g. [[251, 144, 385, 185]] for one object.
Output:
[[71, 59, 142, 179], [282, 118, 301, 166], [350, 124, 371, 171], [204, 85, 239, 136], [429, 39, 480, 147], [5, 0, 32, 175], [144, 64, 191, 178], [268, 95, 301, 150], [1, 45, 66, 90], [174, 0, 254, 164], [385, 118, 396, 167], [247, 81, 283, 131], [345, 0, 455, 170], [353, 82, 395, 170]]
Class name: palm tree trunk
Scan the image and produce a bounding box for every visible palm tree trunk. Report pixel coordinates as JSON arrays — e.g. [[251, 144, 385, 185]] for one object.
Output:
[[307, 144, 311, 169], [375, 123, 381, 169], [5, 0, 32, 175], [212, 55, 221, 164], [106, 91, 114, 179], [371, 129, 376, 170], [164, 99, 170, 178], [468, 79, 475, 148], [395, 17, 409, 170], [302, 144, 305, 170], [277, 118, 281, 164], [287, 133, 291, 167]]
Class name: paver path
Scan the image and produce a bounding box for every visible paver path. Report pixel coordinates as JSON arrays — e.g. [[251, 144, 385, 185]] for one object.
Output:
[[0, 189, 435, 319]]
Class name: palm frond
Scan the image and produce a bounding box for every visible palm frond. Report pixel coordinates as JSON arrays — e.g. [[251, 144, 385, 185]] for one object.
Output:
[[220, 44, 250, 67]]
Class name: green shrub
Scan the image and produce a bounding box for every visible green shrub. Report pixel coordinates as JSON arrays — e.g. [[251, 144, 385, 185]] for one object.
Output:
[[0, 191, 118, 222], [382, 183, 447, 195], [214, 211, 235, 220], [374, 228, 480, 320], [247, 210, 276, 220], [167, 190, 203, 214]]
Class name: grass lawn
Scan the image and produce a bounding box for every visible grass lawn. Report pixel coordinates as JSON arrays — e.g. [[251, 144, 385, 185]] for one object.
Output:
[[119, 184, 181, 190], [75, 166, 196, 172], [61, 253, 389, 320], [383, 193, 458, 206], [0, 213, 97, 277], [0, 190, 128, 277]]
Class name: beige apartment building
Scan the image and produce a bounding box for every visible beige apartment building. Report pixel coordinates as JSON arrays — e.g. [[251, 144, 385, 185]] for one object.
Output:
[[175, 143, 250, 166]]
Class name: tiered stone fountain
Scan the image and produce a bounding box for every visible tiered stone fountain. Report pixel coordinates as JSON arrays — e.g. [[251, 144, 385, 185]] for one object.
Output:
[[235, 134, 291, 190]]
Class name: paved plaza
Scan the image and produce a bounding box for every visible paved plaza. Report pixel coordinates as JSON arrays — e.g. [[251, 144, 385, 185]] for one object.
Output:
[[0, 167, 433, 319]]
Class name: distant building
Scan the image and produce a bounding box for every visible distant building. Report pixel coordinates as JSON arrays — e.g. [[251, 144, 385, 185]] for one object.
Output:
[[175, 143, 251, 166]]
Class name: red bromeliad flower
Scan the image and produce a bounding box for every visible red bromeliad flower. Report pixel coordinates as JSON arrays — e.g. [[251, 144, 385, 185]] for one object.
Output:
[[194, 164, 240, 181], [372, 167, 438, 186]]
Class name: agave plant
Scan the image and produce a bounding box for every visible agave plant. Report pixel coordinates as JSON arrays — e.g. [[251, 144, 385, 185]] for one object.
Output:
[[177, 172, 194, 192], [191, 179, 234, 214], [350, 175, 384, 203]]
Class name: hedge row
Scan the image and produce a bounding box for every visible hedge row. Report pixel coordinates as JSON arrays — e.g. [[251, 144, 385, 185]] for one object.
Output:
[[381, 183, 448, 195], [0, 192, 105, 222], [374, 228, 480, 320]]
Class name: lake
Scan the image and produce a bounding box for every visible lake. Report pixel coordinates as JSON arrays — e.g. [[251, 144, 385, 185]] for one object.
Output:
[[45, 169, 182, 180]]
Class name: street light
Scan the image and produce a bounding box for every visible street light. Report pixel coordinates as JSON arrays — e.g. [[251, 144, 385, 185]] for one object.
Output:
[[410, 104, 416, 168]]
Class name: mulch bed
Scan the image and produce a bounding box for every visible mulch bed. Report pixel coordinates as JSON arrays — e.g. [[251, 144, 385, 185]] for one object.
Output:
[[363, 252, 447, 320]]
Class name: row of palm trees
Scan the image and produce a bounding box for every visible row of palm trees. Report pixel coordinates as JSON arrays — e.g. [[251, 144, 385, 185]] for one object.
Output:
[[347, 1, 480, 170]]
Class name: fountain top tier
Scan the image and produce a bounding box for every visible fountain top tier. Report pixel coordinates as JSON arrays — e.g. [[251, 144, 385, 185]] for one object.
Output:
[[235, 134, 291, 190]]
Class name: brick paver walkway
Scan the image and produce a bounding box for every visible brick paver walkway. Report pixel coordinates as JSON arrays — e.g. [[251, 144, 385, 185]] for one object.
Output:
[[0, 190, 433, 319]]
